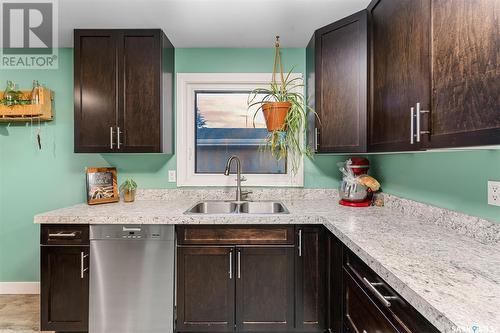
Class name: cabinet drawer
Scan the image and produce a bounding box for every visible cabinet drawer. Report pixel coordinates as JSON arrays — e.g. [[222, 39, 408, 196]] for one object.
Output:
[[344, 250, 439, 333], [41, 224, 89, 245], [344, 270, 398, 333], [177, 226, 295, 245]]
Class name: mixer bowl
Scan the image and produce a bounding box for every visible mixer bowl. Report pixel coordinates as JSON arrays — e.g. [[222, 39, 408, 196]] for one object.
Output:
[[339, 180, 369, 202]]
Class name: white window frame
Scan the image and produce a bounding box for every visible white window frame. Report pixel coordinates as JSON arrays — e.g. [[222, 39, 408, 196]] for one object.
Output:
[[176, 73, 304, 187]]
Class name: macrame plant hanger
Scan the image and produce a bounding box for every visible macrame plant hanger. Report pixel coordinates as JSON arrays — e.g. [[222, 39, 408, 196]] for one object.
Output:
[[272, 36, 285, 94]]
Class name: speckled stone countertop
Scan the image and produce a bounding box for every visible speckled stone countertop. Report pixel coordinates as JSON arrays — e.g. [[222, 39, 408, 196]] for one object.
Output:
[[34, 189, 500, 333]]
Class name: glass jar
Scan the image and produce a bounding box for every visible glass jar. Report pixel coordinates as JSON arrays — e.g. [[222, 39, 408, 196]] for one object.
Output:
[[3, 80, 16, 106], [31, 80, 41, 104]]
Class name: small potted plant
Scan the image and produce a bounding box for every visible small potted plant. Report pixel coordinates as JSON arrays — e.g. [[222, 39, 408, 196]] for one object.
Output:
[[248, 36, 316, 172], [119, 179, 137, 203]]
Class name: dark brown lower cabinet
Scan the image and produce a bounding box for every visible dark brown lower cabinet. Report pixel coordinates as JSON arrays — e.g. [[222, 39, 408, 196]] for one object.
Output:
[[343, 249, 440, 333], [295, 227, 327, 332], [236, 247, 294, 332], [38, 224, 442, 333], [327, 233, 344, 333], [344, 270, 398, 332], [176, 245, 295, 333], [176, 225, 323, 333], [40, 246, 89, 332], [176, 247, 235, 332]]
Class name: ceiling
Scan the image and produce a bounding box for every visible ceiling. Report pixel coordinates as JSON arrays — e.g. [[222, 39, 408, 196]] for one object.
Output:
[[59, 0, 370, 48]]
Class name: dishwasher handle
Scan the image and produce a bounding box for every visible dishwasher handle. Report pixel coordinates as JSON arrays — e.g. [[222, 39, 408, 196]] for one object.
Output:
[[122, 226, 141, 232]]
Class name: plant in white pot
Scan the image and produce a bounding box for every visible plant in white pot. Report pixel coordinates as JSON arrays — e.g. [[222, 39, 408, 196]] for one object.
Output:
[[248, 36, 316, 172]]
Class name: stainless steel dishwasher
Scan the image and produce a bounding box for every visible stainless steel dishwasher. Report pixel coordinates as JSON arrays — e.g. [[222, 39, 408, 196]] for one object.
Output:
[[89, 225, 175, 333]]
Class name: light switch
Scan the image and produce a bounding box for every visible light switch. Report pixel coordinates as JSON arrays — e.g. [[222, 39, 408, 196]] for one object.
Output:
[[168, 170, 176, 183]]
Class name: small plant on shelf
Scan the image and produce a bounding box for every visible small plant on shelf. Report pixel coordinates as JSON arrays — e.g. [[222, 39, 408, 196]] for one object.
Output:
[[119, 179, 138, 203], [1, 81, 28, 106], [248, 36, 316, 173]]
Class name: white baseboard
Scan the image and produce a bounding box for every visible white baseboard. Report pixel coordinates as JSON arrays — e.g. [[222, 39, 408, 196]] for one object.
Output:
[[0, 282, 40, 294]]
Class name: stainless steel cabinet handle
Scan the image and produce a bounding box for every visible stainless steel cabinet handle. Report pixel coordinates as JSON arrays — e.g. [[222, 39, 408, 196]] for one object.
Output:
[[229, 251, 233, 279], [314, 128, 319, 151], [117, 127, 122, 149], [48, 232, 76, 238], [410, 107, 415, 144], [416, 102, 421, 142], [416, 102, 430, 142], [80, 252, 89, 279], [110, 127, 114, 149], [298, 229, 302, 257], [237, 250, 241, 279], [362, 277, 394, 307]]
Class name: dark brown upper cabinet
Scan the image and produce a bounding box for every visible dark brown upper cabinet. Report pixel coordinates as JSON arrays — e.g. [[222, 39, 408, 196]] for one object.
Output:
[[309, 0, 499, 153], [368, 0, 431, 152], [74, 29, 174, 153], [308, 10, 368, 153], [369, 0, 499, 151], [428, 0, 500, 148]]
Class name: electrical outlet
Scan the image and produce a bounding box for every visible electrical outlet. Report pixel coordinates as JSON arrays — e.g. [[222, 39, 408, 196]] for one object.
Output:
[[488, 180, 500, 206], [168, 170, 176, 183]]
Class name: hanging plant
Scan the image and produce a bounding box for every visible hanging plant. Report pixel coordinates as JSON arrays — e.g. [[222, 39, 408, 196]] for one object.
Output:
[[248, 36, 317, 173]]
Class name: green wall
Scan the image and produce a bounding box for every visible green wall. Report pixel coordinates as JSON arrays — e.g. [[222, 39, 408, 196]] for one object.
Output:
[[0, 48, 498, 283], [0, 48, 341, 282], [370, 150, 500, 222]]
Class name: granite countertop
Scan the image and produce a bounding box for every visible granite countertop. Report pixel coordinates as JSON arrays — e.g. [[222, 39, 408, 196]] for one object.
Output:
[[34, 189, 500, 333]]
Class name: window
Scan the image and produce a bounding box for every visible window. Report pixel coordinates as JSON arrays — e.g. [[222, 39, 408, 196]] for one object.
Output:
[[177, 73, 304, 187], [195, 91, 286, 174]]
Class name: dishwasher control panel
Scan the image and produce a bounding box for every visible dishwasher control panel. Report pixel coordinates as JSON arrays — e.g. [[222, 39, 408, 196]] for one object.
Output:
[[90, 225, 174, 241], [122, 226, 143, 239]]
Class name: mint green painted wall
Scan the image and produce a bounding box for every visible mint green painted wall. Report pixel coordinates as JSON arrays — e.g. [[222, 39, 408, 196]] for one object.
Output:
[[0, 48, 341, 282], [370, 150, 500, 223], [1, 48, 498, 282]]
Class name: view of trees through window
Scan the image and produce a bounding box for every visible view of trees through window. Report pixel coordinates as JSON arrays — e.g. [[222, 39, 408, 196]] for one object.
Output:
[[195, 91, 286, 174]]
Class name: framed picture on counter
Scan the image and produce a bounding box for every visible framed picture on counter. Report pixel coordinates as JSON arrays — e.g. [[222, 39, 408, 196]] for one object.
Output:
[[86, 167, 119, 205]]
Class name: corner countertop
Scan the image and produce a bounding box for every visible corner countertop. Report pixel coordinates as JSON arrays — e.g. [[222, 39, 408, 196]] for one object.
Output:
[[34, 190, 500, 333]]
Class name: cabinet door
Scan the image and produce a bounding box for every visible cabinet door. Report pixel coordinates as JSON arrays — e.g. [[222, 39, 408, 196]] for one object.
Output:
[[368, 0, 431, 151], [118, 30, 163, 152], [344, 270, 399, 333], [295, 227, 327, 332], [428, 0, 500, 148], [327, 233, 344, 333], [235, 247, 294, 332], [315, 11, 368, 153], [74, 30, 118, 153], [177, 247, 235, 332], [40, 246, 89, 331]]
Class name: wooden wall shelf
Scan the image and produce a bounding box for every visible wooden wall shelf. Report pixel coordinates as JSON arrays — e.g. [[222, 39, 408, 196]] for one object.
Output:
[[0, 87, 54, 122]]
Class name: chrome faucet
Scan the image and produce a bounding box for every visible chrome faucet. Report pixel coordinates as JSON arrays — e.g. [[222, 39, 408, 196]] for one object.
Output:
[[224, 155, 251, 202]]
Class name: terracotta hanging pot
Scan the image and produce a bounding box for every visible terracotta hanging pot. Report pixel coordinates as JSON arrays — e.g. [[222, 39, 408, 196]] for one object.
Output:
[[262, 102, 291, 131]]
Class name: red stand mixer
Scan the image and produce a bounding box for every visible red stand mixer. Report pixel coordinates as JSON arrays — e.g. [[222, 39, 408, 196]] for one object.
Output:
[[338, 157, 376, 207]]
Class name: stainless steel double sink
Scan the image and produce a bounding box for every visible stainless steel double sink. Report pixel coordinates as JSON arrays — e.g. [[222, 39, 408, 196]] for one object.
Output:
[[184, 200, 289, 215]]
